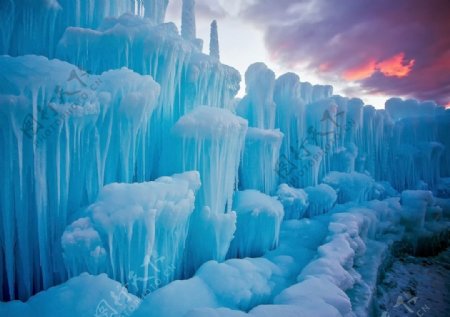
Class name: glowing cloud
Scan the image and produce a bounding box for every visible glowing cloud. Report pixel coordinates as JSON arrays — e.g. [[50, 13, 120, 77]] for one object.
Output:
[[343, 59, 377, 81], [342, 53, 414, 81], [377, 53, 415, 77]]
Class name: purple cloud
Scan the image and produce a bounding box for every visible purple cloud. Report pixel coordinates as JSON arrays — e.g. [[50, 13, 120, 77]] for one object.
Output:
[[242, 0, 450, 105]]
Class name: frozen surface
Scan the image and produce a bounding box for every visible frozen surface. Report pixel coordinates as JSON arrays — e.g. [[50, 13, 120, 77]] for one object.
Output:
[[375, 248, 450, 317], [2, 193, 449, 316]]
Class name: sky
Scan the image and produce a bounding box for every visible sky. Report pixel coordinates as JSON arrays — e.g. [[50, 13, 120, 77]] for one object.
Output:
[[166, 0, 450, 109]]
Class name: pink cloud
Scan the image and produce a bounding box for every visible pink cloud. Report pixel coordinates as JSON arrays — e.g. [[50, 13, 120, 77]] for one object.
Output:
[[377, 53, 415, 78]]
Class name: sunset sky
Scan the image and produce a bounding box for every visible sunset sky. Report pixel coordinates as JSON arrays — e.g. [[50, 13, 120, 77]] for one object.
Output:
[[166, 0, 450, 109]]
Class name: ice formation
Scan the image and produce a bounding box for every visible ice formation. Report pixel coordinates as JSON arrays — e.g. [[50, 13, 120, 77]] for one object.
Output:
[[239, 128, 283, 195], [304, 184, 338, 217], [62, 171, 200, 296], [143, 0, 169, 24], [209, 20, 220, 60], [237, 63, 277, 130], [0, 55, 159, 300], [227, 190, 284, 258], [1, 1, 450, 317], [0, 273, 141, 317], [161, 106, 247, 274], [276, 184, 309, 220], [323, 171, 376, 203]]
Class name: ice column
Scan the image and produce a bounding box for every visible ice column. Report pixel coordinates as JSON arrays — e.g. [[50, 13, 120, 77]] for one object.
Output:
[[181, 0, 202, 49], [164, 106, 248, 274], [237, 63, 277, 129], [384, 98, 445, 190], [239, 128, 283, 195], [209, 20, 220, 60], [274, 73, 306, 187], [143, 0, 169, 24]]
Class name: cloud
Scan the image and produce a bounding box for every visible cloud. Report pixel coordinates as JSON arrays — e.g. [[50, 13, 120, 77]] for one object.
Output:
[[242, 0, 450, 105], [343, 53, 415, 81], [377, 53, 415, 78], [343, 59, 377, 81]]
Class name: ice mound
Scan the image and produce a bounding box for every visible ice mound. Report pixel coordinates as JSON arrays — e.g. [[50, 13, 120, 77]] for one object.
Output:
[[323, 171, 376, 203], [62, 171, 200, 296], [276, 184, 309, 220], [227, 190, 284, 258], [0, 273, 140, 317], [304, 184, 337, 217]]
